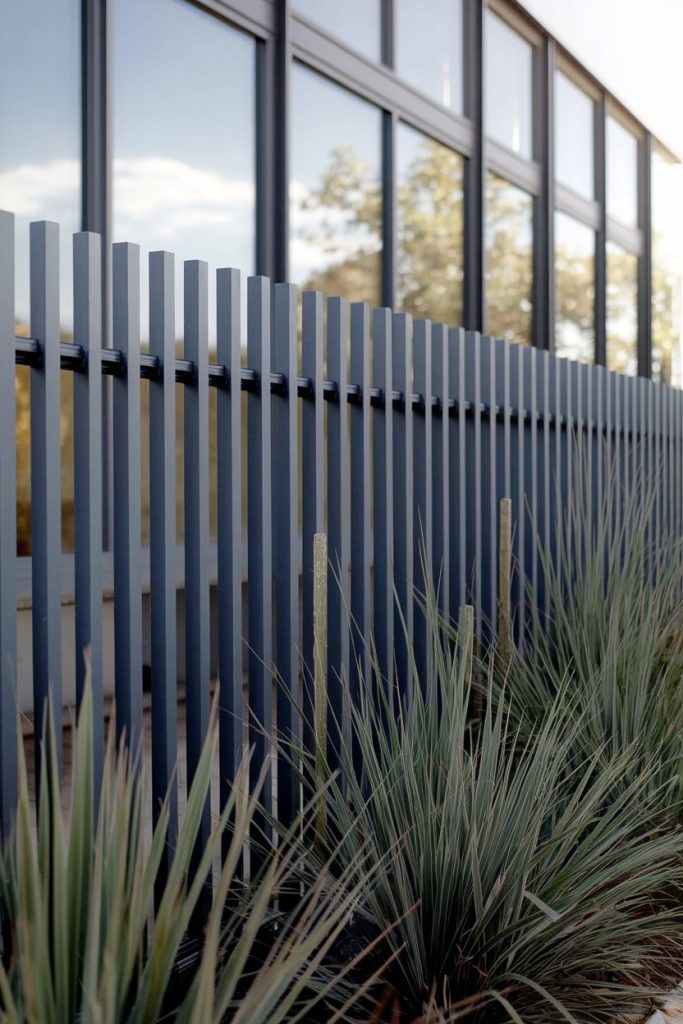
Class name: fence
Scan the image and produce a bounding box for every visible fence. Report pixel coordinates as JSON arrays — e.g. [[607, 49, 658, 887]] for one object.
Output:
[[1, 210, 682, 839]]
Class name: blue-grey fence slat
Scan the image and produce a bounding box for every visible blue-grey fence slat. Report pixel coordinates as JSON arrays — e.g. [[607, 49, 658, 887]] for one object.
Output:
[[184, 259, 211, 856], [0, 212, 17, 837], [327, 296, 351, 774], [112, 241, 144, 779], [272, 282, 299, 829], [148, 249, 177, 836], [372, 308, 394, 698], [246, 276, 273, 830], [216, 266, 244, 830], [30, 220, 63, 781], [2, 212, 683, 838], [73, 231, 104, 777]]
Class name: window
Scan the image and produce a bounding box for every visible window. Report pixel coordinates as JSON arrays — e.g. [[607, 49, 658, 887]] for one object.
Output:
[[555, 71, 594, 199], [395, 0, 464, 113], [396, 124, 464, 325], [485, 173, 533, 345], [0, 0, 81, 555], [555, 212, 594, 363], [290, 64, 382, 307], [606, 241, 638, 375], [485, 11, 533, 159], [606, 115, 638, 228], [293, 0, 381, 61], [651, 149, 682, 386]]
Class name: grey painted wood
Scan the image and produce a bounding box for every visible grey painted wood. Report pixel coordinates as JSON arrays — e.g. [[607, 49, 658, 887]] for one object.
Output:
[[509, 343, 524, 646], [464, 331, 482, 635], [112, 243, 143, 776], [412, 318, 432, 678], [272, 282, 300, 828], [480, 335, 496, 639], [301, 291, 324, 758], [73, 232, 104, 776], [216, 268, 244, 818], [148, 251, 177, 828], [452, 327, 467, 611], [392, 313, 413, 705], [431, 324, 449, 622], [247, 276, 273, 820], [30, 220, 63, 779], [0, 212, 17, 836], [326, 296, 350, 771], [350, 303, 372, 689], [184, 260, 211, 852], [372, 308, 394, 695], [524, 347, 537, 642]]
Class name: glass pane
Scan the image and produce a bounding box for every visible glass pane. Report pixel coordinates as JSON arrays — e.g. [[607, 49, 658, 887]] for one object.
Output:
[[114, 0, 256, 342], [396, 0, 463, 113], [555, 71, 593, 199], [0, 0, 81, 555], [115, 0, 256, 544], [555, 212, 594, 362], [607, 115, 638, 227], [396, 124, 463, 324], [606, 241, 638, 375], [651, 150, 683, 386], [293, 0, 380, 61], [290, 64, 382, 306], [485, 173, 533, 345], [485, 11, 533, 159]]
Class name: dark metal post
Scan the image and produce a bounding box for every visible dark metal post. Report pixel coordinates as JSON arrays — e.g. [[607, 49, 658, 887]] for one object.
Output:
[[464, 0, 485, 332]]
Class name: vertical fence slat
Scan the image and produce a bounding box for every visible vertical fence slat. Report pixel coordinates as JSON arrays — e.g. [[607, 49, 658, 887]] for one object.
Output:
[[350, 303, 372, 687], [392, 313, 413, 703], [184, 259, 210, 850], [480, 336, 496, 639], [148, 250, 177, 827], [327, 297, 350, 771], [452, 327, 467, 612], [621, 374, 630, 515], [510, 342, 524, 646], [524, 348, 537, 641], [465, 331, 482, 634], [372, 309, 394, 693], [272, 282, 299, 828], [30, 220, 62, 777], [431, 324, 449, 622], [216, 267, 244, 817], [247, 276, 273, 819], [594, 365, 604, 531], [73, 231, 103, 774], [301, 291, 324, 760], [540, 351, 551, 602], [112, 242, 143, 772], [0, 211, 17, 835], [413, 318, 432, 678], [495, 339, 512, 621]]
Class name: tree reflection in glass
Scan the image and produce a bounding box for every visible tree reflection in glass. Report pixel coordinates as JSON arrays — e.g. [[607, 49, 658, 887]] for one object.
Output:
[[606, 242, 638, 376], [485, 173, 533, 345], [555, 211, 594, 363]]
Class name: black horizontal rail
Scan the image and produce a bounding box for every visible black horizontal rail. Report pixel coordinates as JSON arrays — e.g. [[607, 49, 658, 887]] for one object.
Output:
[[13, 335, 662, 436]]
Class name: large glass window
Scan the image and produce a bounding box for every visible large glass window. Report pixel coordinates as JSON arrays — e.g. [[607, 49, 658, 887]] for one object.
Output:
[[293, 0, 381, 61], [396, 0, 463, 114], [651, 150, 682, 386], [606, 115, 638, 228], [485, 11, 533, 159], [555, 212, 594, 363], [114, 0, 256, 337], [555, 71, 594, 199], [1, 0, 81, 556], [396, 124, 464, 325], [606, 241, 638, 375], [290, 64, 382, 306], [485, 173, 533, 345]]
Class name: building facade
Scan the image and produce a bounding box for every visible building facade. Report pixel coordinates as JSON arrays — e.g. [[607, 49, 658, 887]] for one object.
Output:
[[2, 0, 682, 557]]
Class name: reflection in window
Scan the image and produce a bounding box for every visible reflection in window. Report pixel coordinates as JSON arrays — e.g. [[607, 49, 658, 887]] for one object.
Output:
[[555, 212, 594, 363], [606, 242, 638, 376], [607, 115, 638, 228], [1, 0, 81, 555], [290, 63, 382, 306], [396, 0, 463, 113], [485, 174, 533, 345], [555, 71, 593, 199], [396, 124, 463, 324], [293, 0, 381, 61], [115, 0, 256, 544], [651, 150, 682, 386], [485, 11, 533, 159]]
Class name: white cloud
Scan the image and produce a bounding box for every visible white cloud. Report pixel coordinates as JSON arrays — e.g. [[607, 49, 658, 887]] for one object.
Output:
[[0, 159, 79, 219]]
